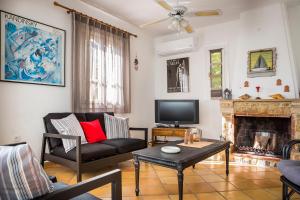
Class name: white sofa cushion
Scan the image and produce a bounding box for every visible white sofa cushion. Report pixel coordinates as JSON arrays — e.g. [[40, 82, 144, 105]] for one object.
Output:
[[51, 114, 87, 153], [104, 114, 129, 139]]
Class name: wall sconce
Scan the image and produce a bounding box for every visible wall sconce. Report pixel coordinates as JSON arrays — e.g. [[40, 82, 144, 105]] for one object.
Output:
[[134, 56, 139, 71]]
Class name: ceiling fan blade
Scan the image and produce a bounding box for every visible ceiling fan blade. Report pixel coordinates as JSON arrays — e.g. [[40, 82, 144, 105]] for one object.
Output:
[[139, 17, 170, 28], [155, 0, 173, 11], [189, 9, 221, 17], [185, 24, 193, 33]]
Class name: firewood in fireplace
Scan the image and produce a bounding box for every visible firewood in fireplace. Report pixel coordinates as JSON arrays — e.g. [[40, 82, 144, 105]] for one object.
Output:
[[253, 132, 271, 150]]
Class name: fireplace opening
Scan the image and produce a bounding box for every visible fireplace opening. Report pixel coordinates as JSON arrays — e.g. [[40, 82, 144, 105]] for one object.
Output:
[[234, 116, 291, 157]]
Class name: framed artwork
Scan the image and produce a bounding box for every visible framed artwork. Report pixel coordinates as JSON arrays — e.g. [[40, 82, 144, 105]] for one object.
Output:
[[167, 57, 189, 93], [247, 48, 276, 78], [0, 10, 65, 86]]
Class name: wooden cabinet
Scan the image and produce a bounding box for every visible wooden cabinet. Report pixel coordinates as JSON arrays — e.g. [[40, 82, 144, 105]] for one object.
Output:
[[151, 127, 191, 145]]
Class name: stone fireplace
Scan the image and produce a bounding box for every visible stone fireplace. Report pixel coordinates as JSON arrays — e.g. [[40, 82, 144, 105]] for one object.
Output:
[[235, 116, 291, 157], [220, 99, 300, 162]]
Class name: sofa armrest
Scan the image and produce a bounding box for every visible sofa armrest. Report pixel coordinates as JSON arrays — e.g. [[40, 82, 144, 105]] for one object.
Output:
[[282, 139, 300, 159], [43, 133, 81, 140], [129, 127, 148, 146], [42, 169, 121, 200], [41, 133, 82, 166]]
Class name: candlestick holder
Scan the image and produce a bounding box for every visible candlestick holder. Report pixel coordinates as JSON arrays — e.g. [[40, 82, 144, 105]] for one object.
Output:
[[256, 86, 261, 99]]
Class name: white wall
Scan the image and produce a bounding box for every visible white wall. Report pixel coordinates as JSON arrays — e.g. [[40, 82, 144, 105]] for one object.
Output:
[[0, 0, 72, 157], [0, 0, 154, 156], [287, 4, 300, 91], [154, 20, 240, 140], [154, 3, 299, 140], [232, 3, 299, 99]]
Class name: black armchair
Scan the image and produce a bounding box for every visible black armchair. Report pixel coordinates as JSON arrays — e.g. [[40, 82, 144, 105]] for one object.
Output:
[[3, 142, 122, 200], [40, 169, 122, 200], [278, 139, 300, 200]]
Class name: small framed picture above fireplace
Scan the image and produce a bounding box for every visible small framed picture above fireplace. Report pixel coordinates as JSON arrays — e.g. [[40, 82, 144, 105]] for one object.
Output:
[[247, 48, 277, 78]]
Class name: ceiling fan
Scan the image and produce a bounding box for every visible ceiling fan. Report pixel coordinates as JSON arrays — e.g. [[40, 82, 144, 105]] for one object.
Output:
[[140, 0, 222, 33]]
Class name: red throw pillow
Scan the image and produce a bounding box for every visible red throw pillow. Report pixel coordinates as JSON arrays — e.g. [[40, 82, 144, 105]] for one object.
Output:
[[80, 120, 107, 143]]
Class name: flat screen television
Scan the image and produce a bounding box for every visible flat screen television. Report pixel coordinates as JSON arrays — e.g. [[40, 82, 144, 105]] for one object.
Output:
[[155, 99, 199, 127]]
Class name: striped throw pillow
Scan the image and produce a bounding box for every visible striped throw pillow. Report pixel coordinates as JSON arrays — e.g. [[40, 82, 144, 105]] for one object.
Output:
[[51, 114, 87, 153], [0, 144, 53, 200], [104, 114, 129, 139]]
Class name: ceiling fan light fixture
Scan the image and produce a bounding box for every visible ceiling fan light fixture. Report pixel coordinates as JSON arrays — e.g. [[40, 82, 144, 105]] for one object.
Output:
[[147, 0, 221, 34], [168, 17, 189, 33], [171, 18, 178, 25], [168, 24, 173, 30], [180, 19, 189, 28]]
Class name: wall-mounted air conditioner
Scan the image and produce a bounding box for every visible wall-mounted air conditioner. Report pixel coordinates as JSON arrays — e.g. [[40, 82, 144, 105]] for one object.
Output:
[[155, 37, 198, 57]]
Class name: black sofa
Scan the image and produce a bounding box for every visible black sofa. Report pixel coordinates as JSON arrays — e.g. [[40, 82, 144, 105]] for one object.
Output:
[[41, 112, 148, 182]]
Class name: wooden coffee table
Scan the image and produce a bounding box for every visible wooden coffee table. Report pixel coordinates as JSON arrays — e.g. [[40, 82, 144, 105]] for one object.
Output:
[[132, 139, 230, 200]]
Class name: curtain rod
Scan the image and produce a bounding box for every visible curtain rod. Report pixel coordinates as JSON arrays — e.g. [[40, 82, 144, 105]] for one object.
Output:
[[53, 1, 138, 38]]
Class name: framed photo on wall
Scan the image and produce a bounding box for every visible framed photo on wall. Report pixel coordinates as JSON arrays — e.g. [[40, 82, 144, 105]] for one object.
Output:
[[247, 48, 276, 78], [167, 57, 189, 93], [0, 10, 66, 86]]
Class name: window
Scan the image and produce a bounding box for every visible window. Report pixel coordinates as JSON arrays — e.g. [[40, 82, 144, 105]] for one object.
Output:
[[209, 49, 223, 98], [72, 14, 131, 113], [88, 36, 126, 112]]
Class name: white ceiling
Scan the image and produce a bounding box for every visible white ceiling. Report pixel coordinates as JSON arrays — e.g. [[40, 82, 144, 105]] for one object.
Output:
[[80, 0, 288, 36]]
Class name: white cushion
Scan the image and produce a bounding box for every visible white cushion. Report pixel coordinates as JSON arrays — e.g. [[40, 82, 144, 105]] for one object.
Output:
[[51, 114, 87, 153], [0, 144, 53, 199], [104, 114, 129, 139]]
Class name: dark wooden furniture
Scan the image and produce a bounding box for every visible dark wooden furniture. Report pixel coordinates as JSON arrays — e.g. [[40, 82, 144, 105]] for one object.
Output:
[[41, 112, 148, 182], [40, 169, 121, 200], [152, 127, 191, 145], [132, 139, 230, 200], [3, 142, 122, 200], [279, 139, 300, 200]]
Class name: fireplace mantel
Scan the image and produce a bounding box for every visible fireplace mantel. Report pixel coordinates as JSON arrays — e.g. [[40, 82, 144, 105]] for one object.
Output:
[[220, 99, 300, 118], [220, 99, 300, 159]]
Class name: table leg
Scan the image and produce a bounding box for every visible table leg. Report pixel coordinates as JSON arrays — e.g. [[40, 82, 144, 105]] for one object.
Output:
[[134, 157, 140, 196], [177, 168, 184, 200], [225, 144, 230, 176], [152, 135, 157, 146]]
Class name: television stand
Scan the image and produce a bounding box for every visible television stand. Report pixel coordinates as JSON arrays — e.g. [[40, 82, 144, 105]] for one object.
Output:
[[151, 127, 195, 146]]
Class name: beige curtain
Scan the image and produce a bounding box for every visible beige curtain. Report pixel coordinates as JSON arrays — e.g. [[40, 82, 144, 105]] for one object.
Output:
[[72, 13, 131, 113]]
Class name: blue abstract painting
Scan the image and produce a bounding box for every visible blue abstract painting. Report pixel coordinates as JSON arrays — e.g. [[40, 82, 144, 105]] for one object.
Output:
[[1, 11, 65, 86]]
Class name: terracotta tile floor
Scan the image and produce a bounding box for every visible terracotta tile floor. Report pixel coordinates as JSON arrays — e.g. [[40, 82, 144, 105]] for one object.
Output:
[[45, 160, 300, 200]]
